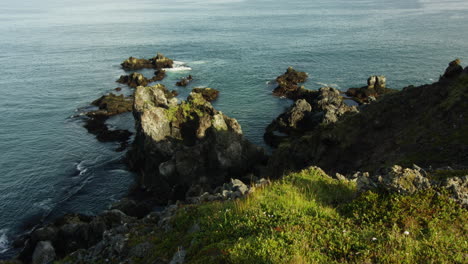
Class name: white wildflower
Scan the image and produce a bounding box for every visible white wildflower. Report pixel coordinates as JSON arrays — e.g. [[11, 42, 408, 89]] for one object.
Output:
[[404, 231, 410, 235], [372, 237, 377, 241]]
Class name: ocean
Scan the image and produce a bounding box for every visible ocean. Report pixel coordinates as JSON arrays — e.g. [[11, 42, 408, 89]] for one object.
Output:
[[1, 0, 468, 258]]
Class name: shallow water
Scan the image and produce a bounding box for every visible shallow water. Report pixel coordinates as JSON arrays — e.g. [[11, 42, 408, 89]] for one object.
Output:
[[1, 0, 468, 258]]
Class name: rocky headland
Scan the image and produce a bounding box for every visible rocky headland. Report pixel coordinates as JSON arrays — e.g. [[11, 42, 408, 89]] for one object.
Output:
[[5, 58, 467, 264]]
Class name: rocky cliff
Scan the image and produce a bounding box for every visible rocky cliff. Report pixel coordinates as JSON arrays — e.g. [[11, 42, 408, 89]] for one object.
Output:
[[267, 60, 468, 177]]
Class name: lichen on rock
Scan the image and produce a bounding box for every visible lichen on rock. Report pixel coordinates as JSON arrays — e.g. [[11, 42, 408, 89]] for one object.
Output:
[[121, 53, 174, 70]]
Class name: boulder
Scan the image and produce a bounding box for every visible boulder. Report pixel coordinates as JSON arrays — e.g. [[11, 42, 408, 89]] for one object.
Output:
[[191, 87, 220, 102], [127, 84, 267, 202], [121, 53, 174, 70], [356, 165, 431, 194], [31, 241, 55, 264], [440, 176, 468, 207]]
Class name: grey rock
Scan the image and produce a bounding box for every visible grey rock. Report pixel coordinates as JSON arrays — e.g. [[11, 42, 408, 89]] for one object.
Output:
[[32, 241, 55, 264], [441, 176, 468, 207], [129, 242, 153, 259], [169, 247, 186, 264]]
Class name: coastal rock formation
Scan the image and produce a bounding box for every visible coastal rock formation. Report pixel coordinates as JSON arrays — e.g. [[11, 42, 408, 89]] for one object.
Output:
[[191, 87, 220, 102], [441, 59, 463, 79], [267, 61, 468, 178], [265, 87, 358, 147], [121, 53, 174, 70], [117, 72, 150, 88], [346, 75, 398, 104], [176, 75, 193, 87], [127, 84, 267, 202], [272, 67, 315, 100], [31, 241, 55, 264], [84, 93, 134, 150]]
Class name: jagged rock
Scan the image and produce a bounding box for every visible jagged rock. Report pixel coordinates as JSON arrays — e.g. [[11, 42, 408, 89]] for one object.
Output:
[[117, 72, 150, 88], [110, 198, 152, 218], [176, 75, 193, 87], [346, 75, 397, 104], [441, 176, 468, 207], [127, 85, 266, 202], [192, 87, 219, 102], [265, 87, 358, 147], [121, 53, 174, 70], [32, 241, 55, 264], [442, 59, 463, 79], [273, 67, 310, 99], [356, 165, 431, 194]]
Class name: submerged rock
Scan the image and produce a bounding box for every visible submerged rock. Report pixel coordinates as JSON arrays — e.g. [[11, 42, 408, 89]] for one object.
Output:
[[176, 75, 193, 87], [346, 75, 397, 104], [191, 87, 220, 102], [127, 84, 267, 202], [121, 53, 174, 70], [154, 69, 166, 81]]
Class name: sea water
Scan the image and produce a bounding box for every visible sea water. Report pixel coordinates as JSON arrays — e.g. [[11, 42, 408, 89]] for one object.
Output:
[[1, 0, 468, 258]]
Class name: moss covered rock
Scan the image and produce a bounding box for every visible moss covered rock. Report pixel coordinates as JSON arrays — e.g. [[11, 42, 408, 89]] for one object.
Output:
[[121, 53, 174, 70], [191, 87, 220, 102]]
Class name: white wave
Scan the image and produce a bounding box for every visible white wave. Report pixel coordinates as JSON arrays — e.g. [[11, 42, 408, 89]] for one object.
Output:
[[316, 82, 340, 89], [0, 229, 9, 254], [76, 161, 88, 176], [189, 60, 208, 65], [164, 61, 192, 72]]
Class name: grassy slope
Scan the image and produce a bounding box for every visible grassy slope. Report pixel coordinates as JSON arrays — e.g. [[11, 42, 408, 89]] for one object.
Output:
[[110, 167, 467, 264]]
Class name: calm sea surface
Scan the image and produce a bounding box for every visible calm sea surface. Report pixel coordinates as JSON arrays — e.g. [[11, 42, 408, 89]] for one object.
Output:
[[1, 0, 468, 257]]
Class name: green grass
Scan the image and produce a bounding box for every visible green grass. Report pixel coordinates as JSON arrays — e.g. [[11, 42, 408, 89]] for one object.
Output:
[[58, 167, 468, 264]]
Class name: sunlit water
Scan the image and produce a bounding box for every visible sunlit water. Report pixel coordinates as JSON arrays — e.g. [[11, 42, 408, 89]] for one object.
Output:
[[1, 0, 468, 258]]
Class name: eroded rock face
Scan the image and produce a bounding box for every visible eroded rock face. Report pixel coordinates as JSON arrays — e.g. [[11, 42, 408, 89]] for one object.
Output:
[[191, 87, 220, 102], [346, 75, 397, 104], [265, 87, 358, 147], [127, 85, 267, 202], [121, 53, 174, 70]]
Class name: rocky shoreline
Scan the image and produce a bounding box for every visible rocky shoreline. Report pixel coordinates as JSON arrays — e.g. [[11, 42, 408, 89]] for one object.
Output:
[[3, 56, 467, 264]]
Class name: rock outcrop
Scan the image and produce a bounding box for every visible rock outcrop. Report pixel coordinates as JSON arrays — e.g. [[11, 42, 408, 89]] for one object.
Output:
[[265, 87, 358, 147], [121, 53, 173, 70], [346, 75, 398, 104], [117, 72, 151, 88], [191, 87, 220, 102], [267, 60, 468, 178], [84, 93, 134, 151], [441, 59, 463, 79], [154, 69, 166, 81], [127, 84, 267, 202], [272, 67, 315, 100]]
